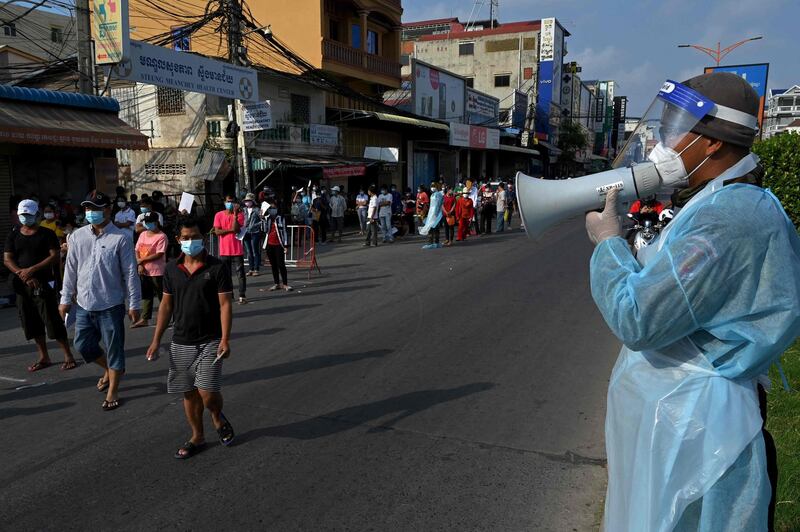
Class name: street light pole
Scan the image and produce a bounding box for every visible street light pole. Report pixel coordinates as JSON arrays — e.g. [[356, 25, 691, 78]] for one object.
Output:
[[677, 36, 763, 66]]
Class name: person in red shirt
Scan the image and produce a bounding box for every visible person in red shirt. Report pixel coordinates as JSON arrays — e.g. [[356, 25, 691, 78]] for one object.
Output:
[[260, 196, 292, 292], [628, 195, 664, 220], [416, 185, 430, 223], [455, 189, 475, 241], [212, 194, 247, 304], [442, 186, 457, 246]]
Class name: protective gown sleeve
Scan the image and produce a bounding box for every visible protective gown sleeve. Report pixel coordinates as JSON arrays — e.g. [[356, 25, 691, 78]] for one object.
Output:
[[590, 185, 800, 376]]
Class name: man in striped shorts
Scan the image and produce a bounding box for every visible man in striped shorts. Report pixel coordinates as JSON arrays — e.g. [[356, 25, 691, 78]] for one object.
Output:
[[146, 216, 235, 459]]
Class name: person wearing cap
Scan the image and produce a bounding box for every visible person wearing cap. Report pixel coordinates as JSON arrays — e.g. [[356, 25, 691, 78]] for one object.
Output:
[[4, 199, 76, 372], [585, 72, 800, 531], [213, 194, 247, 304], [132, 212, 167, 328], [242, 192, 263, 277], [328, 186, 347, 243], [59, 191, 141, 411]]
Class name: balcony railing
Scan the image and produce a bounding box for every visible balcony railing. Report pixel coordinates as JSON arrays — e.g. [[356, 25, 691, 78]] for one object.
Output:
[[323, 38, 400, 80]]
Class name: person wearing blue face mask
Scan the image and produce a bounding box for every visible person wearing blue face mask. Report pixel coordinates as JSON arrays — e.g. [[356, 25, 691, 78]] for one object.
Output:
[[132, 213, 167, 329], [212, 194, 247, 304], [59, 191, 141, 412], [146, 216, 235, 459], [135, 197, 164, 235], [4, 199, 76, 373]]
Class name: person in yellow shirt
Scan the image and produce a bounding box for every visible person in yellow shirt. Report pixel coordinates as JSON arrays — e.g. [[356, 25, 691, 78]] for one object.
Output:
[[38, 204, 64, 239]]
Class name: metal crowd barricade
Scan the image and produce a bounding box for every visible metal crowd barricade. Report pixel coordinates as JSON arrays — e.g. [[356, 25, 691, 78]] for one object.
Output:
[[282, 225, 321, 279]]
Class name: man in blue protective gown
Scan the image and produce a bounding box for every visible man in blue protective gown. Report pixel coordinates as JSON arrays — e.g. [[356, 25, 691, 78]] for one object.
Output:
[[586, 72, 800, 531]]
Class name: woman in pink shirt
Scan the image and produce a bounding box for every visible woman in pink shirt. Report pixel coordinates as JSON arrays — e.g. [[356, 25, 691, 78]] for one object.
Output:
[[132, 212, 167, 328]]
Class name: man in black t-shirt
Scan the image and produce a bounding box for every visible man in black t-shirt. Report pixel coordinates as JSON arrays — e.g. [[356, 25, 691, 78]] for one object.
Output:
[[3, 199, 76, 371], [146, 216, 235, 459]]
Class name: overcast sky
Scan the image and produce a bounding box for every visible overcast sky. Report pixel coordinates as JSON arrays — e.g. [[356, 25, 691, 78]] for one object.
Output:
[[403, 0, 800, 115]]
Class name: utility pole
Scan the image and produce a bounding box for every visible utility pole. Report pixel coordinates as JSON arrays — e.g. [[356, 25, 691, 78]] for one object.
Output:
[[489, 0, 497, 29], [75, 0, 94, 94], [226, 0, 250, 194]]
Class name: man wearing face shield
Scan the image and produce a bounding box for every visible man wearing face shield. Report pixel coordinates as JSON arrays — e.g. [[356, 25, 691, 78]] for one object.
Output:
[[585, 72, 800, 531]]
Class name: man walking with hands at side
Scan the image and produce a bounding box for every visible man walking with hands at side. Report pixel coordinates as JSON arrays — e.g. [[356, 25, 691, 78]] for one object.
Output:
[[147, 216, 235, 459], [59, 191, 141, 411]]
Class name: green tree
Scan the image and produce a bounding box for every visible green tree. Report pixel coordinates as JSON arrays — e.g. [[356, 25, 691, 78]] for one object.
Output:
[[556, 120, 589, 176], [752, 132, 800, 228]]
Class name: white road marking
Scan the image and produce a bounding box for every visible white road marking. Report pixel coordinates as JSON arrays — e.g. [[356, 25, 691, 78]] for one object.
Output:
[[0, 375, 27, 383]]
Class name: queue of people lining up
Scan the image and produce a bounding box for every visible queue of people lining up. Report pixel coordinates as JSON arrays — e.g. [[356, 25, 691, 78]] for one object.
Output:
[[281, 178, 519, 247]]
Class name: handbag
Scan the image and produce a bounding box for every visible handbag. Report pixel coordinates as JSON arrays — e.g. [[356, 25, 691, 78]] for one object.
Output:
[[446, 215, 455, 226]]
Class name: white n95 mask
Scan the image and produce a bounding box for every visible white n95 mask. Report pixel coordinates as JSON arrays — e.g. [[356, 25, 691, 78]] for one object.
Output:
[[648, 135, 710, 189]]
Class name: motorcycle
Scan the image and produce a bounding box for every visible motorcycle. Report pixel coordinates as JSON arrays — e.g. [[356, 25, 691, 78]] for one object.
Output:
[[627, 209, 673, 251]]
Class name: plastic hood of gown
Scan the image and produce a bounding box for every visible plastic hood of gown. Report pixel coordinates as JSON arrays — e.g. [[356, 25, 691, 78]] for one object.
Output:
[[418, 191, 444, 236], [591, 153, 800, 531]]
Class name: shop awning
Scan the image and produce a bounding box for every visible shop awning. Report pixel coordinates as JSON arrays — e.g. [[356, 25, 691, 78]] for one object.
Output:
[[0, 86, 149, 150], [188, 149, 229, 181], [535, 140, 562, 155], [371, 112, 450, 131], [499, 144, 541, 156], [251, 152, 379, 173]]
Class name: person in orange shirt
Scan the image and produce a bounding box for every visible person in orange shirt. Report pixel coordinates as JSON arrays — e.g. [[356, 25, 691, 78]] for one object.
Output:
[[455, 189, 475, 242]]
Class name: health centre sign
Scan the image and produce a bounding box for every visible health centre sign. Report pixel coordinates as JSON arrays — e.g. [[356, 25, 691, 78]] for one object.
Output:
[[113, 40, 259, 102]]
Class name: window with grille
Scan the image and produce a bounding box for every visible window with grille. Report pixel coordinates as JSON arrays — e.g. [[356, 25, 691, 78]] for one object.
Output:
[[50, 26, 63, 43], [171, 26, 191, 51], [3, 23, 16, 37], [157, 87, 185, 115], [290, 94, 310, 124], [459, 42, 474, 56], [494, 74, 511, 87]]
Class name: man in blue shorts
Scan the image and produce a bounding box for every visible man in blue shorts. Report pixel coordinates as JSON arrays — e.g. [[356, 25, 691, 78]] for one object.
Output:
[[146, 216, 235, 459]]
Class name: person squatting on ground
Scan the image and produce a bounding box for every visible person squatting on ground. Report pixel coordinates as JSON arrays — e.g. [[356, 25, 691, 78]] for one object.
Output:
[[585, 72, 800, 531], [456, 189, 475, 241], [59, 191, 141, 412], [4, 199, 76, 372], [261, 195, 292, 292], [146, 216, 235, 459], [213, 195, 247, 305], [132, 212, 167, 328], [242, 192, 263, 277]]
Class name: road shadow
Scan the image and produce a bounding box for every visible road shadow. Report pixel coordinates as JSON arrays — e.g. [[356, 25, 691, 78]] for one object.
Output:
[[237, 382, 495, 442], [225, 349, 393, 387], [232, 304, 321, 318], [294, 284, 381, 298], [0, 401, 76, 420], [299, 274, 391, 289]]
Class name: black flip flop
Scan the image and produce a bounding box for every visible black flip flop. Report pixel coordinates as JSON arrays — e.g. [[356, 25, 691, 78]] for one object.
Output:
[[216, 413, 235, 446], [174, 441, 206, 459], [97, 378, 109, 392], [101, 399, 121, 411]]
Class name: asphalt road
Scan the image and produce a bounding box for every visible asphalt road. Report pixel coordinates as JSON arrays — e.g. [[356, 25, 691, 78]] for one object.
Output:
[[0, 218, 621, 531]]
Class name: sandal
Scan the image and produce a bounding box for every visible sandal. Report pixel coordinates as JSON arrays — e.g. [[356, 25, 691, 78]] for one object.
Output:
[[174, 440, 205, 460], [216, 413, 235, 446], [61, 360, 77, 371], [97, 378, 109, 392], [101, 398, 121, 411], [28, 360, 52, 372]]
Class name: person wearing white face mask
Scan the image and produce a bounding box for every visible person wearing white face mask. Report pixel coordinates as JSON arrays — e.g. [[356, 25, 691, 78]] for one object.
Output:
[[585, 73, 800, 532], [38, 204, 64, 239], [113, 196, 136, 240]]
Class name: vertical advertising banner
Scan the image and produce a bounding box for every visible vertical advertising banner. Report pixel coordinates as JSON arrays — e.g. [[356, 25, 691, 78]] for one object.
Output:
[[93, 0, 129, 64], [703, 63, 769, 132], [535, 17, 565, 141]]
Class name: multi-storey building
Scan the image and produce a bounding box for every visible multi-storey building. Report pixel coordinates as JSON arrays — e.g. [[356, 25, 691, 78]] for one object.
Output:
[[0, 1, 75, 83], [764, 86, 800, 138], [401, 17, 541, 124]]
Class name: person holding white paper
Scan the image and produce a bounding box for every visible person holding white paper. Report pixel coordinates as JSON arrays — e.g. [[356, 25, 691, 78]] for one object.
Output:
[[212, 194, 247, 305]]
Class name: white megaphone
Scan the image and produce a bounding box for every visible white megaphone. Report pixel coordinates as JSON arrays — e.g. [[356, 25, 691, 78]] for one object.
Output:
[[515, 162, 663, 238]]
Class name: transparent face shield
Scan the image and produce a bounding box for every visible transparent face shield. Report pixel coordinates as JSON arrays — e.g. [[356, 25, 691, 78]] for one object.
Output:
[[612, 80, 714, 169]]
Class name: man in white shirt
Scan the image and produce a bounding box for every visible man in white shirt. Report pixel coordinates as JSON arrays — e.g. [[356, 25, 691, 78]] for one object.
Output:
[[135, 197, 165, 234], [114, 196, 137, 239], [328, 186, 347, 243], [495, 182, 508, 232], [363, 186, 379, 247], [377, 186, 394, 243]]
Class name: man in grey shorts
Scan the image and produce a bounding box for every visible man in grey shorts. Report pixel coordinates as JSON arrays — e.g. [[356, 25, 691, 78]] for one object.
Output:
[[146, 216, 235, 459]]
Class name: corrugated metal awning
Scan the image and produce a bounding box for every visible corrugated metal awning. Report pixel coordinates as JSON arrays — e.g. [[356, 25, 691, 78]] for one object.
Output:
[[188, 150, 229, 181], [0, 99, 149, 150], [372, 112, 450, 131], [499, 144, 540, 156]]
